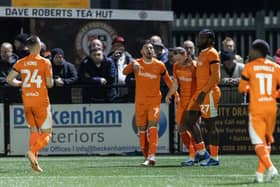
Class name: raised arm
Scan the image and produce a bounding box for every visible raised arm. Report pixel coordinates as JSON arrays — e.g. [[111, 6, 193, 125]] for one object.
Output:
[[123, 61, 134, 75]]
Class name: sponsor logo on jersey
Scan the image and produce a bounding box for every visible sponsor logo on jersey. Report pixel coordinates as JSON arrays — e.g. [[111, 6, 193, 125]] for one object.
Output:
[[197, 61, 203, 66]]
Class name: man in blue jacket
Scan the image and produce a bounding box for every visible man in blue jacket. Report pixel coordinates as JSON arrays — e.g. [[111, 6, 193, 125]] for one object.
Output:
[[78, 38, 116, 103]]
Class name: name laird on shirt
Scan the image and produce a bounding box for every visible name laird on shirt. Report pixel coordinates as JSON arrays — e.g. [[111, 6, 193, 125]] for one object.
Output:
[[253, 65, 274, 72]]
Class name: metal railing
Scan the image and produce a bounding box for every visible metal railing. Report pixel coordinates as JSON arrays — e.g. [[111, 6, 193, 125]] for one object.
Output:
[[0, 84, 246, 105], [172, 10, 280, 58]]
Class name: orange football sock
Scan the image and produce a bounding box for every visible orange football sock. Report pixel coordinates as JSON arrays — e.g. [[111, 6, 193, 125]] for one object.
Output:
[[188, 141, 196, 159], [139, 131, 149, 158], [255, 144, 273, 170], [191, 139, 197, 151], [180, 131, 195, 158], [29, 131, 40, 147], [195, 142, 206, 154], [30, 132, 51, 154], [209, 145, 219, 159], [29, 131, 40, 157], [148, 127, 158, 156], [257, 144, 271, 173], [180, 131, 191, 148]]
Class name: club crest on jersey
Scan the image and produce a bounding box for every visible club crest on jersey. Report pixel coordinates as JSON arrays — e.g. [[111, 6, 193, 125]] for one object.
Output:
[[197, 61, 203, 66]]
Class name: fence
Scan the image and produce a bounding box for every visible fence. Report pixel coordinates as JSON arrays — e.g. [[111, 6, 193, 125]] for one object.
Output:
[[0, 84, 252, 156], [172, 11, 280, 58]]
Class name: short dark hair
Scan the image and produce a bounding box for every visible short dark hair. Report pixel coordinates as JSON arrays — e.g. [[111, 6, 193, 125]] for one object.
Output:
[[199, 29, 215, 41], [252, 39, 270, 57], [173, 47, 186, 55], [140, 39, 153, 48], [26, 35, 40, 48]]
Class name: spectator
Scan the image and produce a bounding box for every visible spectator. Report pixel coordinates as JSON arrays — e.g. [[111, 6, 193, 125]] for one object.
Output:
[[14, 33, 30, 59], [220, 50, 246, 104], [222, 37, 244, 64], [48, 48, 78, 104], [220, 50, 244, 85], [150, 35, 168, 63], [51, 48, 78, 87], [88, 37, 104, 52], [0, 42, 20, 102], [274, 48, 280, 65], [0, 42, 18, 87], [165, 48, 175, 77], [40, 42, 51, 59], [183, 40, 196, 60], [108, 36, 134, 102], [150, 36, 169, 100], [78, 39, 116, 103]]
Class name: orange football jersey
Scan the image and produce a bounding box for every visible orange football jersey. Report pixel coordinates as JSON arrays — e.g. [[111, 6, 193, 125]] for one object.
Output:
[[13, 54, 53, 107], [173, 61, 196, 100], [123, 58, 172, 101], [239, 58, 280, 113], [196, 47, 220, 92]]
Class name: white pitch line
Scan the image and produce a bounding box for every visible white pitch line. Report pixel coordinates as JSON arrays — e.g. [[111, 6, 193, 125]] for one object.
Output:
[[0, 156, 190, 162], [0, 174, 255, 179]]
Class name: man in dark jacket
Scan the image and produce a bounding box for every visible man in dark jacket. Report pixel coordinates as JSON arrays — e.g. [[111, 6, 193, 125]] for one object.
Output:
[[78, 39, 116, 103], [51, 48, 78, 86], [14, 33, 30, 59], [0, 42, 20, 102], [49, 48, 78, 103], [108, 36, 134, 102], [0, 42, 18, 87]]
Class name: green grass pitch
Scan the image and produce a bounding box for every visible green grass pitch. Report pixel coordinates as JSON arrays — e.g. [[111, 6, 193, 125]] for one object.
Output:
[[0, 155, 279, 187]]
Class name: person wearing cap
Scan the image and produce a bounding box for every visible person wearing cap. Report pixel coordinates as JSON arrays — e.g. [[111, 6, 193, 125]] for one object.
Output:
[[152, 41, 169, 64], [239, 39, 280, 183], [150, 35, 170, 101], [78, 38, 116, 103], [184, 29, 221, 166], [48, 48, 78, 104], [51, 48, 78, 87], [14, 33, 30, 59], [150, 35, 169, 64], [108, 36, 134, 102], [274, 48, 280, 65], [220, 50, 244, 86]]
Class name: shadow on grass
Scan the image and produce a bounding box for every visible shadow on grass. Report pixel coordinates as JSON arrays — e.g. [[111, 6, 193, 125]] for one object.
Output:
[[84, 164, 185, 169], [214, 181, 262, 186]]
